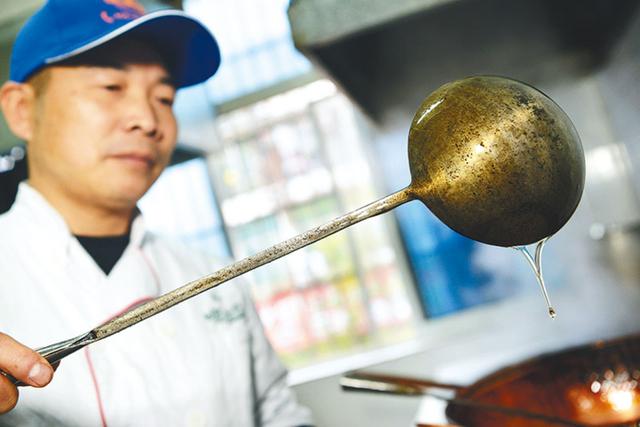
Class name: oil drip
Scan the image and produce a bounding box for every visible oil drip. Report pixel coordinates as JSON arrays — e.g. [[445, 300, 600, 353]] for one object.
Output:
[[514, 237, 556, 319]]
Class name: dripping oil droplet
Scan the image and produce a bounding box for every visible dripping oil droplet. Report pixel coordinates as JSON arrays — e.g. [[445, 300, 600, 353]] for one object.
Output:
[[513, 237, 556, 319]]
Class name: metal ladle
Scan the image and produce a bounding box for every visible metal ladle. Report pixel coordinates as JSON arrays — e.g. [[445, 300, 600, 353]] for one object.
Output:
[[4, 76, 586, 380]]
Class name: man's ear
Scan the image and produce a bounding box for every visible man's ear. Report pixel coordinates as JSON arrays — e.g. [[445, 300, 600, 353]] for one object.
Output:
[[0, 81, 37, 142]]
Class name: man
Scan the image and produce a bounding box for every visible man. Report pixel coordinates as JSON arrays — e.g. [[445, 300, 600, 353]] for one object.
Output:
[[0, 0, 312, 425]]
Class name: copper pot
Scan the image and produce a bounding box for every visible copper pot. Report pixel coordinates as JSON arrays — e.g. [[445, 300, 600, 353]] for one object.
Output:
[[343, 333, 640, 426]]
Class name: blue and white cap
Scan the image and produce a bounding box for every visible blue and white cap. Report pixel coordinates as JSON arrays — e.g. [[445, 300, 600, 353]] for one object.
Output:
[[10, 0, 221, 88]]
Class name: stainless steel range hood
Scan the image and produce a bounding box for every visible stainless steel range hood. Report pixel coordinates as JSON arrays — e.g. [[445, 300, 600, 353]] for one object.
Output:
[[288, 0, 640, 123]]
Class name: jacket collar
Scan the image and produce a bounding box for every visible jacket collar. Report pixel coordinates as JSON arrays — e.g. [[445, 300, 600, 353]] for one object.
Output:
[[11, 182, 149, 248]]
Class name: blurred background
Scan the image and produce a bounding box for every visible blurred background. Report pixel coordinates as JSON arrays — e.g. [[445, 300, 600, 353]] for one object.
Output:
[[2, 0, 640, 425]]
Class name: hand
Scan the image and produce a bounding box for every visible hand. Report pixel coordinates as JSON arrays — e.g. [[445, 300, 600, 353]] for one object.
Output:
[[0, 333, 54, 414]]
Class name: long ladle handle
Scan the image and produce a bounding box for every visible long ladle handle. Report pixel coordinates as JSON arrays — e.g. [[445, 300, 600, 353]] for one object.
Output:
[[94, 187, 413, 340], [341, 372, 586, 426], [4, 188, 413, 387]]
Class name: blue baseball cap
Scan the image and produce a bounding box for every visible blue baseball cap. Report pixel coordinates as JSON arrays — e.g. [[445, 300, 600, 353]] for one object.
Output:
[[10, 0, 221, 88]]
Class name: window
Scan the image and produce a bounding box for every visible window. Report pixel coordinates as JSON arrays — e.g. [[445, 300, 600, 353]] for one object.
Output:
[[185, 0, 312, 104], [209, 82, 416, 366]]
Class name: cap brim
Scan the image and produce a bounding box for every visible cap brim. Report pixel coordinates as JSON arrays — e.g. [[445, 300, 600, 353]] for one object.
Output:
[[45, 10, 220, 88]]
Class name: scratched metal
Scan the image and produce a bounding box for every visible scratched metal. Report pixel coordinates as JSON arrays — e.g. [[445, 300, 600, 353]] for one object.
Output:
[[408, 76, 585, 247]]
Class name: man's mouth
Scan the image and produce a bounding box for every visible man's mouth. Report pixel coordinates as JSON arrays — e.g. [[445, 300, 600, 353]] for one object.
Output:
[[109, 152, 156, 168]]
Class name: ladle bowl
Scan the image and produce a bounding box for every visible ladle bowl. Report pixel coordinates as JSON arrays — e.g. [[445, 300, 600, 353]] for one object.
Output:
[[1, 76, 587, 374], [408, 76, 585, 246]]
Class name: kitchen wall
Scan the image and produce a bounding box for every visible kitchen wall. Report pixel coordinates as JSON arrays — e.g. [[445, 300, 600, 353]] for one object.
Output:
[[592, 9, 640, 220]]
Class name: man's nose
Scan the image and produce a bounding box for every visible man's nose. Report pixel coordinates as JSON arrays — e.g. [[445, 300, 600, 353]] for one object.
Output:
[[125, 95, 160, 137]]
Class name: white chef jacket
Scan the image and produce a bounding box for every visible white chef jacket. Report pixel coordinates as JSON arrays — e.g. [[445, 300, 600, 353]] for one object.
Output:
[[0, 183, 312, 427]]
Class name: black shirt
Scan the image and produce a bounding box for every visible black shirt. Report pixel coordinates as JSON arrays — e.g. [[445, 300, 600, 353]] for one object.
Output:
[[75, 234, 130, 275]]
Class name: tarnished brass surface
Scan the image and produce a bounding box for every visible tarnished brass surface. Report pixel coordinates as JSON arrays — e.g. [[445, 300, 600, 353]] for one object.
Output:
[[408, 76, 585, 246]]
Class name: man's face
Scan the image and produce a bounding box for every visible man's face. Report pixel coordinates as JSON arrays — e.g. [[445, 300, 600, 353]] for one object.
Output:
[[27, 41, 177, 212]]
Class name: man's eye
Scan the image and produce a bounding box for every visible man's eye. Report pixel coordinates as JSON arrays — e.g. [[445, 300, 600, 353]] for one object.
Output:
[[158, 97, 174, 107], [103, 84, 122, 92]]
